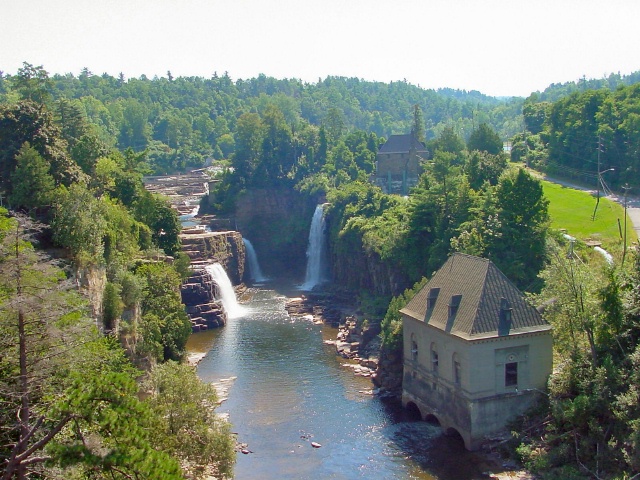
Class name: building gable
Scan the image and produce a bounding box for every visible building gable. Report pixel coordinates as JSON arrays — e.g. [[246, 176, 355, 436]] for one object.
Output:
[[377, 134, 428, 155]]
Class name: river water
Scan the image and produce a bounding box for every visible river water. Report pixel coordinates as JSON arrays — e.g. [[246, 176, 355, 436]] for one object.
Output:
[[188, 285, 498, 480]]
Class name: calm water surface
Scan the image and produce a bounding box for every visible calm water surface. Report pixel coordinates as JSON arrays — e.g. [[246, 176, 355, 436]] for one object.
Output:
[[188, 285, 496, 480]]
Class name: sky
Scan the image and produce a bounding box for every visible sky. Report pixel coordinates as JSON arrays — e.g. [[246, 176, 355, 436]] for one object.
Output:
[[2, 0, 640, 98]]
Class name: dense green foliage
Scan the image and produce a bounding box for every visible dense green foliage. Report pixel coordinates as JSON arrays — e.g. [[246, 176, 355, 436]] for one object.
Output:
[[135, 262, 192, 362], [380, 277, 428, 354], [0, 65, 235, 478], [325, 148, 547, 292], [145, 361, 235, 478], [467, 122, 504, 154], [519, 82, 640, 190], [533, 70, 640, 103], [0, 100, 84, 195], [0, 213, 186, 479], [511, 244, 640, 478], [1, 63, 524, 176]]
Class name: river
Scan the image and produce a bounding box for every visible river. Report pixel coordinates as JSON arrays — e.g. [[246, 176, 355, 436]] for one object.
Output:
[[187, 284, 501, 480]]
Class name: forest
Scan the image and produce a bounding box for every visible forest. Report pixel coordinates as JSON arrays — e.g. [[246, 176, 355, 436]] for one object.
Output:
[[0, 66, 235, 479], [2, 61, 640, 478]]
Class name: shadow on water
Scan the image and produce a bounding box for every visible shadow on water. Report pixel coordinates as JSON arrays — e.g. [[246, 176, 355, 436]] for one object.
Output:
[[377, 401, 503, 480], [187, 284, 508, 480]]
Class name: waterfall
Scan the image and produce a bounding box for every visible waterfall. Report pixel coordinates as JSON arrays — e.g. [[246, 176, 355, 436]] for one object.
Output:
[[205, 263, 245, 318], [594, 246, 614, 265], [180, 204, 200, 228], [301, 204, 328, 290], [243, 238, 267, 282], [180, 203, 200, 219]]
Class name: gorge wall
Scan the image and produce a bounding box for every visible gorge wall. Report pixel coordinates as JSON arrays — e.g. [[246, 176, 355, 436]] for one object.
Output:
[[234, 188, 317, 280], [231, 187, 409, 297], [180, 230, 245, 284], [324, 211, 411, 298], [180, 230, 245, 331], [328, 244, 411, 298]]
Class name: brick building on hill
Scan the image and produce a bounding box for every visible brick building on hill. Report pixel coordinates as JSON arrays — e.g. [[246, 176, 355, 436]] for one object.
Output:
[[372, 133, 428, 195]]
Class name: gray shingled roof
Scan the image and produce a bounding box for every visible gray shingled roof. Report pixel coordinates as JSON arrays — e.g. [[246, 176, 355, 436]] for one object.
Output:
[[378, 134, 427, 154], [400, 253, 550, 340]]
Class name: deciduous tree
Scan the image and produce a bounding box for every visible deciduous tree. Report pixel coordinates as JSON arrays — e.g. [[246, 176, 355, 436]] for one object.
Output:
[[467, 122, 503, 155], [0, 213, 183, 479], [145, 361, 235, 478]]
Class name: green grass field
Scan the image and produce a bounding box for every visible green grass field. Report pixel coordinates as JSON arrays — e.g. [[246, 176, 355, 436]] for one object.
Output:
[[542, 180, 636, 246]]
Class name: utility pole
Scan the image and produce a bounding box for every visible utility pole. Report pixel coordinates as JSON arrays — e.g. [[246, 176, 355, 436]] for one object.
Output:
[[592, 136, 613, 220], [622, 183, 631, 266], [592, 137, 601, 221], [522, 128, 529, 169]]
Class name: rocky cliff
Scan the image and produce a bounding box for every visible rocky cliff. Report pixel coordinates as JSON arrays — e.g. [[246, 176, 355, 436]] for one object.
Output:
[[180, 230, 245, 331], [180, 230, 245, 284], [181, 269, 227, 332], [234, 188, 317, 280], [332, 250, 410, 297], [326, 229, 411, 298]]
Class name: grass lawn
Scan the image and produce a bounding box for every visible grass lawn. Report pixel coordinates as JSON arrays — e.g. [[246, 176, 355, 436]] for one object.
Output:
[[541, 180, 636, 246]]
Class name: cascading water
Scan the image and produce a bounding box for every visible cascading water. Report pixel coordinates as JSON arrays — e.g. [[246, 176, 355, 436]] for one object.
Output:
[[243, 238, 267, 282], [301, 204, 328, 290], [180, 203, 200, 228], [205, 263, 245, 318]]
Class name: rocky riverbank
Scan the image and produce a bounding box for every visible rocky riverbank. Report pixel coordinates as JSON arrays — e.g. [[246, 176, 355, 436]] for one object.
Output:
[[284, 291, 400, 397]]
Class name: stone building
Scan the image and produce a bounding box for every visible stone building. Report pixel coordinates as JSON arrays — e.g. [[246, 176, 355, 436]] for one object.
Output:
[[400, 253, 553, 450], [373, 134, 428, 195]]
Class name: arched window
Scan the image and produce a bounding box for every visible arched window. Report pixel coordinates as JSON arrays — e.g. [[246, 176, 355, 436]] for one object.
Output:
[[410, 333, 418, 361], [453, 353, 461, 385], [505, 352, 518, 387], [430, 342, 439, 374]]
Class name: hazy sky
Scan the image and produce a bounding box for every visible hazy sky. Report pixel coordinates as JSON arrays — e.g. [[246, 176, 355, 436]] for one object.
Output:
[[2, 0, 639, 97]]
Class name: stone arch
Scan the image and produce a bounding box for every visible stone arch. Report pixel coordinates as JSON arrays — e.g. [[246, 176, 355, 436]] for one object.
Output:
[[404, 401, 423, 421], [444, 427, 467, 448], [424, 413, 441, 426]]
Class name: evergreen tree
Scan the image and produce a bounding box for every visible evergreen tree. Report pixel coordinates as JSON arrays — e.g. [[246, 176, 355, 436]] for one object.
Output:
[[467, 122, 503, 154], [0, 213, 183, 479], [412, 104, 425, 143], [8, 143, 56, 213]]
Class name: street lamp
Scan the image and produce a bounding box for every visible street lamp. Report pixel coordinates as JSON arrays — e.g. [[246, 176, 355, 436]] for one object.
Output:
[[592, 167, 614, 221], [623, 183, 631, 266]]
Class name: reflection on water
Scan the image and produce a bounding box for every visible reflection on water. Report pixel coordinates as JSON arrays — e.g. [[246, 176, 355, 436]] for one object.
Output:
[[188, 286, 495, 480]]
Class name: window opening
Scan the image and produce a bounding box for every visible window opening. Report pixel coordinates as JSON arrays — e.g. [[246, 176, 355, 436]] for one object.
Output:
[[411, 340, 418, 360], [427, 288, 440, 310], [500, 297, 512, 323], [505, 362, 518, 387], [431, 349, 439, 374], [448, 294, 462, 318]]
